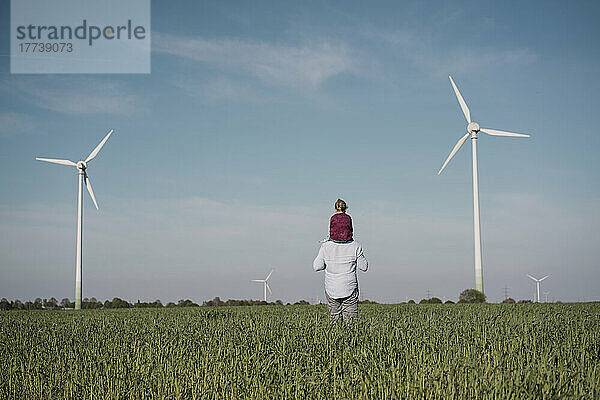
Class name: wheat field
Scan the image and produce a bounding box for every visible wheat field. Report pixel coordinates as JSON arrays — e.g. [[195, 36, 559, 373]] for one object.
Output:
[[1, 304, 598, 399]]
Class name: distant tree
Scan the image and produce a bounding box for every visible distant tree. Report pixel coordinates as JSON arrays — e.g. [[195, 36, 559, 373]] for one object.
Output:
[[43, 298, 58, 309], [34, 298, 42, 305], [60, 298, 71, 308], [104, 297, 131, 309], [83, 299, 102, 309], [294, 300, 309, 305], [458, 289, 486, 303], [275, 300, 283, 305], [146, 300, 163, 308], [131, 299, 163, 308], [358, 299, 379, 304], [25, 301, 42, 310], [202, 297, 225, 307], [0, 298, 11, 310], [444, 300, 455, 304], [501, 298, 516, 304], [407, 299, 416, 304], [175, 299, 199, 307], [12, 300, 24, 310], [180, 299, 198, 307], [419, 297, 442, 304], [518, 299, 532, 304]]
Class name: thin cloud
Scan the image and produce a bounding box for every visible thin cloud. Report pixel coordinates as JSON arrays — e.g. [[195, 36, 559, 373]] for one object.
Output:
[[371, 29, 537, 77], [153, 33, 357, 90], [170, 75, 276, 104], [4, 78, 147, 115]]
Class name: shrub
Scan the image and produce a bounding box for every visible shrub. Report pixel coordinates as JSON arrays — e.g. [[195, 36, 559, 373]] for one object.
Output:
[[458, 289, 486, 304]]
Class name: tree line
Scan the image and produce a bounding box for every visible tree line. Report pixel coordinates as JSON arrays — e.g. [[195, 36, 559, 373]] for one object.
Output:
[[0, 290, 551, 311], [0, 297, 328, 310]]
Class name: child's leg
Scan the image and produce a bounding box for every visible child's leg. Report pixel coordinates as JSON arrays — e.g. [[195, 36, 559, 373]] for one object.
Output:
[[341, 288, 359, 322], [325, 291, 343, 322]]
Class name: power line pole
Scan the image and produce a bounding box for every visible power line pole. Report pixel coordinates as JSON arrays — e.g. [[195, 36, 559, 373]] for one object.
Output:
[[425, 289, 432, 300], [503, 286, 509, 301]]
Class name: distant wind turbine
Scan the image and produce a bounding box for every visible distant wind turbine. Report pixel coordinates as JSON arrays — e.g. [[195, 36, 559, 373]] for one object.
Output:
[[36, 129, 114, 310], [251, 269, 273, 302], [527, 274, 549, 303], [438, 76, 530, 294]]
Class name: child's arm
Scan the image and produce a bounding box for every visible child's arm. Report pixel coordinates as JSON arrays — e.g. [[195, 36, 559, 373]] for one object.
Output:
[[313, 244, 326, 272]]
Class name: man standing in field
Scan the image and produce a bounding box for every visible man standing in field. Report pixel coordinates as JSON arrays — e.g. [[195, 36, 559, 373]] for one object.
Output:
[[313, 199, 369, 322]]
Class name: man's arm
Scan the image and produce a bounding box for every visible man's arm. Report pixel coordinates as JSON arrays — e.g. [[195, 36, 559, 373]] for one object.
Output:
[[313, 245, 326, 272], [356, 244, 368, 272]]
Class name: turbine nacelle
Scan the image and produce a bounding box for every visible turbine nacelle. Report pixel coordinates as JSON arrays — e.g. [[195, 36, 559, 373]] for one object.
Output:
[[467, 121, 480, 134], [77, 161, 87, 171]]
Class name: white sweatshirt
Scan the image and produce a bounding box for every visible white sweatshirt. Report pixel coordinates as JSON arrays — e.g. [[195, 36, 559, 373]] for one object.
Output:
[[313, 240, 369, 299]]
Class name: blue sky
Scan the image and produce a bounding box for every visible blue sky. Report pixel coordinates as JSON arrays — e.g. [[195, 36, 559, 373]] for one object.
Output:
[[1, 0, 599, 303]]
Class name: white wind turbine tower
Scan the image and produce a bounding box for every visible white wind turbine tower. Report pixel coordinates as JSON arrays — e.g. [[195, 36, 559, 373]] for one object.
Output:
[[36, 129, 114, 310], [527, 274, 549, 303], [438, 76, 530, 294], [251, 269, 273, 302]]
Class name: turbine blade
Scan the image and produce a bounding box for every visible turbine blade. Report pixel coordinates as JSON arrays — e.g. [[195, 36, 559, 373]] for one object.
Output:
[[35, 157, 77, 167], [251, 280, 264, 283], [84, 174, 99, 210], [265, 269, 274, 281], [539, 275, 549, 281], [266, 283, 272, 295], [449, 76, 471, 123], [527, 274, 537, 281], [480, 128, 530, 138], [437, 133, 470, 175], [85, 129, 114, 163]]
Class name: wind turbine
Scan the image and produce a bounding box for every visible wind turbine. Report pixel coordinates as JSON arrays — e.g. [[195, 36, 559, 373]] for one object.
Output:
[[527, 274, 549, 303], [36, 129, 114, 310], [251, 269, 273, 302], [438, 76, 530, 294]]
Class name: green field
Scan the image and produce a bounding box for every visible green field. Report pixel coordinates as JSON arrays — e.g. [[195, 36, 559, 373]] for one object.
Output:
[[1, 304, 599, 399]]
